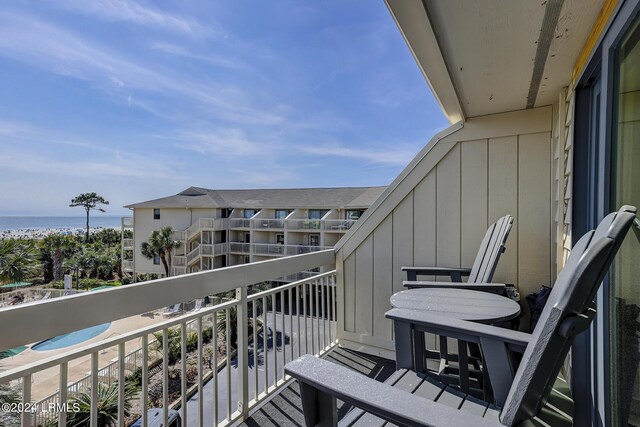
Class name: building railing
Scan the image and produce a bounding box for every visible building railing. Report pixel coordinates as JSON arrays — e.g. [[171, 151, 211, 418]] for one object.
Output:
[[185, 218, 229, 240], [252, 243, 286, 256], [228, 242, 251, 254], [251, 219, 285, 230], [322, 219, 357, 232], [172, 230, 187, 241], [122, 238, 134, 249], [285, 245, 332, 256], [285, 219, 322, 230], [228, 218, 251, 229], [123, 260, 134, 271], [172, 266, 187, 276], [173, 255, 187, 267], [0, 250, 336, 427], [201, 243, 227, 257], [186, 245, 202, 265], [122, 217, 134, 228]]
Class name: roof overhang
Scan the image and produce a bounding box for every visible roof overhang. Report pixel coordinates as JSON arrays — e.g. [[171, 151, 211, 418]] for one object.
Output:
[[385, 0, 464, 124], [387, 0, 604, 120]]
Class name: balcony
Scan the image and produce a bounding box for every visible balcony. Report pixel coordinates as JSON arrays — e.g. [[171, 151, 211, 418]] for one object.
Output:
[[228, 219, 251, 229], [250, 219, 285, 230], [322, 219, 357, 232], [252, 243, 286, 256], [228, 242, 251, 254], [0, 250, 335, 427], [122, 217, 134, 228], [122, 260, 134, 271], [285, 219, 322, 231], [122, 238, 134, 250]]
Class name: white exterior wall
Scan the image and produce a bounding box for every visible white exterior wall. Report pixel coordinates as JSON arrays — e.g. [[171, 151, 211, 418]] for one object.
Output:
[[336, 106, 555, 355], [133, 208, 212, 275]]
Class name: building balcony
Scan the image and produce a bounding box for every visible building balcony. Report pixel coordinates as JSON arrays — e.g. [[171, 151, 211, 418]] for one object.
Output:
[[0, 251, 335, 427], [122, 217, 134, 228], [322, 219, 357, 232], [285, 219, 322, 231], [228, 218, 251, 229], [122, 238, 134, 250], [251, 219, 285, 230], [122, 260, 134, 271]]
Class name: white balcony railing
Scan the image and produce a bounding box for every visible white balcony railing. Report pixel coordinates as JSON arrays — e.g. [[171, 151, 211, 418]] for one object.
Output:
[[122, 238, 134, 249], [173, 255, 187, 267], [322, 219, 357, 232], [285, 219, 322, 230], [228, 242, 251, 254], [285, 245, 332, 256], [252, 243, 286, 256], [228, 218, 251, 229], [185, 218, 229, 240], [0, 250, 336, 427], [122, 260, 134, 271], [250, 219, 285, 230], [186, 245, 202, 265], [172, 265, 187, 276], [121, 217, 134, 228]]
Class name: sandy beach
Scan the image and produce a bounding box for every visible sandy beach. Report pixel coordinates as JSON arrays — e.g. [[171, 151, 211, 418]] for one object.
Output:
[[0, 226, 120, 240]]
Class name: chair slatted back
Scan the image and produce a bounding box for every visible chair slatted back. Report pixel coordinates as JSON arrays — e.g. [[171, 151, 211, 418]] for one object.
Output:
[[468, 215, 514, 283], [501, 206, 636, 425]]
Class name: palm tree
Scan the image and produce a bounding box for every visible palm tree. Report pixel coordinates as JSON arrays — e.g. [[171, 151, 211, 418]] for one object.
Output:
[[0, 240, 38, 284], [39, 235, 77, 281], [140, 227, 182, 277], [69, 192, 109, 242], [56, 381, 137, 427], [216, 307, 257, 351]]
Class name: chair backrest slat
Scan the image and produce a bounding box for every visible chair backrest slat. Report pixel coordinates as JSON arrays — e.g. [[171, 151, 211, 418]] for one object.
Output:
[[501, 206, 636, 425], [468, 215, 514, 282]]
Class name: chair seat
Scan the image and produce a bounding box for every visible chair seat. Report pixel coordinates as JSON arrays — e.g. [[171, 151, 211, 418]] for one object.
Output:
[[339, 369, 573, 427]]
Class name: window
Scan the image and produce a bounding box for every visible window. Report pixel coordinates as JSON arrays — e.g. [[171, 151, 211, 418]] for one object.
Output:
[[276, 233, 284, 245], [309, 234, 320, 246], [153, 208, 161, 220], [308, 209, 328, 220], [153, 255, 161, 265], [346, 209, 365, 220], [244, 209, 259, 218], [275, 209, 290, 219]]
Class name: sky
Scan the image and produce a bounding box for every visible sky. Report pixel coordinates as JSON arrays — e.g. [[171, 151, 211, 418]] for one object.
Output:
[[0, 1, 448, 216]]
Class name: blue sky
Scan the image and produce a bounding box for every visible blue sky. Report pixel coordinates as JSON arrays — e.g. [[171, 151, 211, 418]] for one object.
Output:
[[0, 1, 448, 216]]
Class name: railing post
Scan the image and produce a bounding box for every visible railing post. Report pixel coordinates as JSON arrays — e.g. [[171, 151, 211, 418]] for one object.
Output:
[[236, 286, 249, 419]]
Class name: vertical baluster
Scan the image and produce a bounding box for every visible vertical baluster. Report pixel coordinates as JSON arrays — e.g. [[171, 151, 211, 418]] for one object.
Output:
[[117, 343, 125, 426], [142, 334, 149, 427], [296, 284, 301, 358], [272, 293, 278, 386], [253, 299, 258, 401], [329, 277, 334, 342], [303, 282, 308, 355], [288, 287, 293, 363], [181, 322, 188, 426], [236, 287, 249, 420], [197, 317, 204, 427], [262, 296, 268, 396], [21, 374, 31, 427], [91, 352, 99, 427], [162, 329, 169, 427], [280, 289, 286, 382], [321, 276, 326, 349], [213, 314, 219, 425], [225, 308, 232, 421], [58, 362, 68, 426], [311, 281, 316, 355]]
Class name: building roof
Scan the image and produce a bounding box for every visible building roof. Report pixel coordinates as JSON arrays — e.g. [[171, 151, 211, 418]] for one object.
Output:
[[125, 186, 387, 210]]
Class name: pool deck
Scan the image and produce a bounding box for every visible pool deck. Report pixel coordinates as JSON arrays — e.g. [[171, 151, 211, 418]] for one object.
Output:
[[0, 309, 167, 401]]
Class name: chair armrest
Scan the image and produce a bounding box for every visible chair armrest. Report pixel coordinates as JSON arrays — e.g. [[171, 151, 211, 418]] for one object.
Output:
[[386, 308, 530, 351], [285, 355, 502, 427], [402, 266, 472, 282], [403, 281, 507, 293]]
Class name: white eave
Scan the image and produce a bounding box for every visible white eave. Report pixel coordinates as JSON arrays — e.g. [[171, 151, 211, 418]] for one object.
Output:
[[385, 0, 464, 124]]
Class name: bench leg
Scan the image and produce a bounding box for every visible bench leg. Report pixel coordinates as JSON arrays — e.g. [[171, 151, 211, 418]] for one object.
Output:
[[299, 381, 337, 427]]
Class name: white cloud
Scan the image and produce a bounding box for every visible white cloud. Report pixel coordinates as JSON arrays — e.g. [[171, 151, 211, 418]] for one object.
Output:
[[299, 142, 417, 167], [151, 42, 246, 70], [59, 0, 210, 37]]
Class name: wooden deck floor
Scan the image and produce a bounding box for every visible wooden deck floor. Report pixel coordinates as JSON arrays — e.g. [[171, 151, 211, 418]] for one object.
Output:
[[237, 347, 396, 426]]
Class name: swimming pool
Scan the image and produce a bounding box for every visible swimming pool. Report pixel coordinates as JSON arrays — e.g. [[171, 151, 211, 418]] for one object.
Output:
[[31, 323, 111, 351]]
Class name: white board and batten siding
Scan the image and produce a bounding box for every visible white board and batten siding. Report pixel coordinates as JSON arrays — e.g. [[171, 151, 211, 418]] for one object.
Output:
[[336, 106, 554, 355]]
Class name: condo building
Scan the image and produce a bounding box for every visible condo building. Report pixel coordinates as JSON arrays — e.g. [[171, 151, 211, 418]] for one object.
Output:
[[121, 186, 386, 280]]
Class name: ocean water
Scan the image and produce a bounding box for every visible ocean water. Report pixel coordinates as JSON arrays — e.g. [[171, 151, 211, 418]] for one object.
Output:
[[0, 216, 123, 231]]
